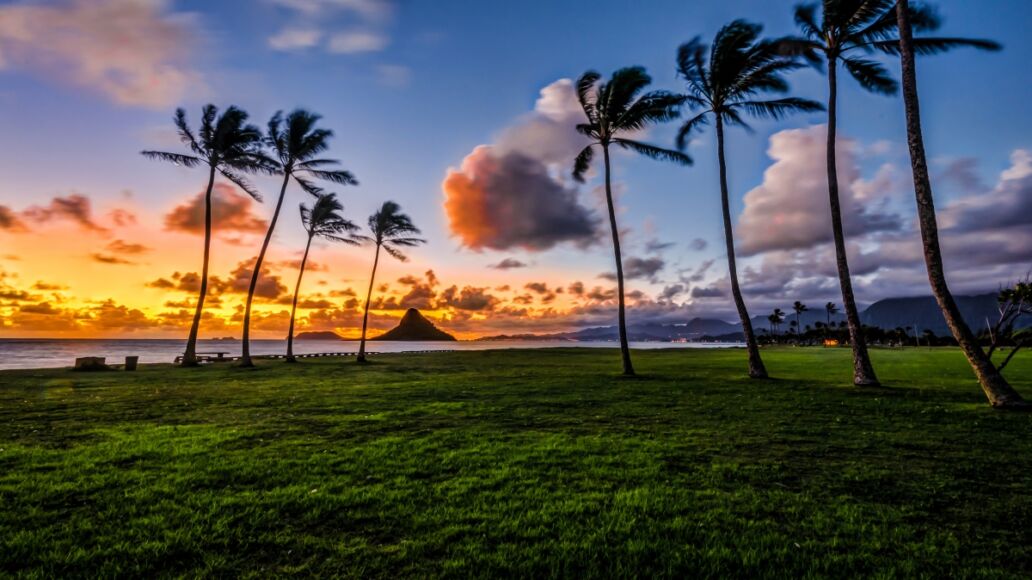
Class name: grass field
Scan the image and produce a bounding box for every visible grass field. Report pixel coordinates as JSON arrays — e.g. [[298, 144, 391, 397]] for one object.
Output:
[[1, 347, 1031, 578]]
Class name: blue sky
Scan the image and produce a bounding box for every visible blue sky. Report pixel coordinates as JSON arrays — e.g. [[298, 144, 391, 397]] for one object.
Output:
[[1, 0, 1030, 337]]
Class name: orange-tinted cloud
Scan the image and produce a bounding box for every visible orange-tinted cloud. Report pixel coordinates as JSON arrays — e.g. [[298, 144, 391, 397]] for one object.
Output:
[[164, 184, 267, 235], [443, 146, 598, 251], [106, 239, 150, 255], [22, 194, 109, 233], [0, 205, 27, 231]]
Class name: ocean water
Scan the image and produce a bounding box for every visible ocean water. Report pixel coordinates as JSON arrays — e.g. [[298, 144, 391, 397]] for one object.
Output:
[[0, 339, 739, 370]]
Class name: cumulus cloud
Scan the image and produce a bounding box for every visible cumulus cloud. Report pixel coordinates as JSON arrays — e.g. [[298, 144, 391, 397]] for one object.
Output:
[[439, 285, 499, 311], [328, 30, 388, 53], [106, 239, 150, 255], [443, 79, 599, 252], [737, 125, 901, 256], [268, 27, 323, 50], [22, 194, 109, 233], [91, 253, 135, 265], [164, 184, 268, 235], [0, 0, 202, 108]]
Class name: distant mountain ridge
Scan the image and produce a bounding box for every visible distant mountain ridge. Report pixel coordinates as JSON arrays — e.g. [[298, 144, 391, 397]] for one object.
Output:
[[479, 293, 1024, 341]]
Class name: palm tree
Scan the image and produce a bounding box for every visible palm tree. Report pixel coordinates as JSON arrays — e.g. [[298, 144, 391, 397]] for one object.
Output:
[[675, 21, 823, 378], [768, 313, 779, 335], [781, 1, 1008, 386], [825, 301, 839, 327], [285, 193, 359, 363], [770, 308, 786, 337], [354, 201, 425, 363], [239, 109, 357, 368], [141, 105, 270, 367], [793, 301, 809, 335], [893, 1, 1025, 409], [572, 67, 691, 376]]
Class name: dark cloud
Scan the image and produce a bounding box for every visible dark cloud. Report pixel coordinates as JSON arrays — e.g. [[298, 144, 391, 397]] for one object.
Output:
[[600, 257, 665, 283], [645, 239, 676, 253], [660, 284, 684, 301], [164, 183, 267, 235], [440, 285, 500, 311], [106, 239, 150, 255], [689, 238, 708, 251], [91, 253, 135, 265], [489, 258, 528, 270], [443, 147, 598, 251]]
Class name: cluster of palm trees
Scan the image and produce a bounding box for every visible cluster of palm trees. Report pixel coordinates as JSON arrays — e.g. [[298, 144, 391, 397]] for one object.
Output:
[[144, 109, 424, 367], [572, 0, 1025, 408]]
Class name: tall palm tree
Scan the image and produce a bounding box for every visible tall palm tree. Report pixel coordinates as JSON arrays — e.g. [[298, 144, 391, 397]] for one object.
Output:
[[572, 67, 692, 376], [239, 109, 357, 368], [142, 105, 271, 367], [354, 201, 425, 363], [893, 1, 1025, 409], [825, 301, 839, 327], [285, 193, 359, 363], [676, 20, 823, 378], [793, 300, 809, 334], [781, 0, 1003, 386]]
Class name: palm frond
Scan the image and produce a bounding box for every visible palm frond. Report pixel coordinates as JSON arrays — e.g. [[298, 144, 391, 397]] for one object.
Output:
[[603, 66, 652, 120], [572, 145, 594, 183], [306, 169, 358, 186], [294, 175, 325, 197], [733, 97, 825, 120], [842, 56, 898, 94], [614, 91, 685, 132], [382, 244, 409, 262], [173, 108, 202, 155], [794, 3, 823, 40], [140, 151, 203, 168], [675, 112, 710, 150], [869, 36, 1001, 55], [613, 139, 693, 166], [219, 168, 263, 202], [720, 107, 753, 132], [576, 71, 601, 123]]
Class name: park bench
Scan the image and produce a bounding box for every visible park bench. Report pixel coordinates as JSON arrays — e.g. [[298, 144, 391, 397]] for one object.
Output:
[[73, 356, 139, 371]]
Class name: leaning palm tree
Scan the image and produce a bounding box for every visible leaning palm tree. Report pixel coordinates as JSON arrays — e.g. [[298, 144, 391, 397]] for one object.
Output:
[[572, 67, 691, 376], [780, 0, 1002, 386], [892, 1, 1024, 408], [239, 109, 358, 367], [285, 193, 359, 363], [676, 20, 823, 378], [354, 201, 425, 363], [142, 105, 271, 367]]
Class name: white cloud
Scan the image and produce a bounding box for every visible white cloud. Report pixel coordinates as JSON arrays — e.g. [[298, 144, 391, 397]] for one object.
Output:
[[328, 30, 389, 54], [736, 124, 901, 256], [268, 27, 323, 51], [0, 0, 202, 108]]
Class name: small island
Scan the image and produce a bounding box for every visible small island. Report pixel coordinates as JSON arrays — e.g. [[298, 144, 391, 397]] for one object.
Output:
[[371, 308, 457, 341], [294, 331, 345, 341]]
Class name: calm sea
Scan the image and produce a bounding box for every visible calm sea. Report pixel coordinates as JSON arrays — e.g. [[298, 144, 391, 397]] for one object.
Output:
[[0, 339, 739, 370]]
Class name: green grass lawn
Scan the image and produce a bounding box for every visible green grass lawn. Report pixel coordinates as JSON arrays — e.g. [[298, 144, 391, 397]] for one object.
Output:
[[1, 347, 1031, 578]]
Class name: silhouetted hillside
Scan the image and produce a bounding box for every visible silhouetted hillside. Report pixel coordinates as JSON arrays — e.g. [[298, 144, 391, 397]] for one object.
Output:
[[372, 309, 457, 341], [294, 331, 344, 341], [860, 294, 1024, 335]]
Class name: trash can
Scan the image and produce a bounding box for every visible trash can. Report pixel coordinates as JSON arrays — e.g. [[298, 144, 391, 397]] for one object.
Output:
[[124, 356, 139, 371]]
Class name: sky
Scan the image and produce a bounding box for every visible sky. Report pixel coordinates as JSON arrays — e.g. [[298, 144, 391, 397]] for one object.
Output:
[[1, 0, 1030, 339]]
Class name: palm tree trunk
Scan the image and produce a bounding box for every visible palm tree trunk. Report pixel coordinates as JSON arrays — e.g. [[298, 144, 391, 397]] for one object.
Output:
[[357, 244, 381, 363], [240, 172, 291, 367], [896, 1, 1026, 409], [716, 117, 767, 378], [285, 233, 314, 363], [602, 144, 635, 376], [181, 165, 216, 367], [826, 62, 879, 386]]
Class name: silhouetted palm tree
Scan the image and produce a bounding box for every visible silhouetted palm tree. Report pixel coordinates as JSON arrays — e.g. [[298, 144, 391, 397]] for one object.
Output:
[[781, 1, 1006, 386], [770, 308, 786, 336], [354, 201, 425, 363], [573, 67, 691, 376], [793, 301, 809, 335], [676, 20, 822, 378], [893, 0, 1024, 408], [285, 193, 359, 363], [825, 301, 839, 327], [142, 105, 271, 367], [240, 109, 357, 368]]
